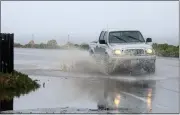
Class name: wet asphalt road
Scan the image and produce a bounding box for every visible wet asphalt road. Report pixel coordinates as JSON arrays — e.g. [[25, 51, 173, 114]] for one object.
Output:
[[10, 48, 180, 113]]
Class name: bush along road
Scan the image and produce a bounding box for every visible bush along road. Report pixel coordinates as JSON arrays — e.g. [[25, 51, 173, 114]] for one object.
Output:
[[152, 43, 179, 58], [0, 70, 40, 101]]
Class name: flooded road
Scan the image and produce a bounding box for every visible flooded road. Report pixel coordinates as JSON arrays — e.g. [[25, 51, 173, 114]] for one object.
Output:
[[9, 48, 180, 113]]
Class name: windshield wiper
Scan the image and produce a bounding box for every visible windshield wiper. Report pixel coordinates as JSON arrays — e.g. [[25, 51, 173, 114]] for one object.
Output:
[[126, 35, 143, 42], [112, 35, 127, 43]]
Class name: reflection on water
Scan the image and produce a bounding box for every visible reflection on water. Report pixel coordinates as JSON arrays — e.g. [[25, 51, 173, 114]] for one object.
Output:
[[93, 77, 156, 113], [0, 88, 38, 111], [114, 94, 121, 109], [0, 89, 38, 101], [147, 88, 152, 112], [0, 82, 39, 101], [3, 73, 156, 113]]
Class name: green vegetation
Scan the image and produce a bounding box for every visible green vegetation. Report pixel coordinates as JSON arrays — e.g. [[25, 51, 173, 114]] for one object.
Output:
[[0, 71, 40, 101], [79, 43, 89, 50], [17, 39, 60, 49], [14, 40, 89, 50], [152, 43, 179, 58]]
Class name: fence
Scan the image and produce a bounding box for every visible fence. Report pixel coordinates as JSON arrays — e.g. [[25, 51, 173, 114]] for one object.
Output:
[[0, 33, 14, 111]]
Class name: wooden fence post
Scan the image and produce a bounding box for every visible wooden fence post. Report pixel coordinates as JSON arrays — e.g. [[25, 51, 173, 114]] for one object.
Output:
[[0, 33, 14, 112]]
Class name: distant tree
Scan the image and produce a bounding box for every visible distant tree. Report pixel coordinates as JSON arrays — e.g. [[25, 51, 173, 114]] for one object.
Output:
[[47, 40, 58, 48], [40, 43, 47, 48], [152, 43, 158, 49], [34, 44, 40, 48], [47, 40, 57, 46], [14, 43, 23, 48], [80, 43, 89, 50], [28, 40, 35, 45], [159, 43, 168, 50], [23, 44, 32, 48], [27, 40, 35, 48], [74, 44, 79, 47], [177, 45, 179, 49]]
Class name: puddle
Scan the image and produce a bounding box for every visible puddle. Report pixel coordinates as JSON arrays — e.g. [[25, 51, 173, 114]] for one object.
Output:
[[1, 48, 177, 113]]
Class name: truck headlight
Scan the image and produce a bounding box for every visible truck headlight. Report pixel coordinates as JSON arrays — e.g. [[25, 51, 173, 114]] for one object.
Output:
[[113, 49, 121, 55], [146, 49, 153, 54]]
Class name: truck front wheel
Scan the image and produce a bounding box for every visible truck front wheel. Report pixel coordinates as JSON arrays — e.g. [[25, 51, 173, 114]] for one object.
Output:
[[89, 50, 93, 56], [103, 54, 115, 75], [143, 61, 156, 73]]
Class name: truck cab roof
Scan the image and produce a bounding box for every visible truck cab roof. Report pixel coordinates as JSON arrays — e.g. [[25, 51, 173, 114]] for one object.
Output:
[[102, 28, 141, 33]]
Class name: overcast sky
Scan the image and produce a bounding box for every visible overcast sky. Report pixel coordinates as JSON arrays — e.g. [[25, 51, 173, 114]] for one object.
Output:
[[1, 1, 179, 45]]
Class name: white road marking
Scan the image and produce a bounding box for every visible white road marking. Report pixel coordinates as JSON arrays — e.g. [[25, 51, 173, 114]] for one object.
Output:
[[121, 91, 147, 102], [121, 91, 171, 111]]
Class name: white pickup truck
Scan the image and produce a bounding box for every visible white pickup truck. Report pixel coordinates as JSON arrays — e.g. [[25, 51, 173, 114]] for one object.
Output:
[[89, 29, 156, 74]]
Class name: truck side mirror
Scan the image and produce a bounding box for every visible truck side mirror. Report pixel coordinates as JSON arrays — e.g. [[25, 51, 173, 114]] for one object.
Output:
[[99, 40, 106, 44], [146, 38, 152, 43]]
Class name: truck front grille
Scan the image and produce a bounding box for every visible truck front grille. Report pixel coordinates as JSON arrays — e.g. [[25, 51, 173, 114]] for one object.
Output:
[[124, 49, 145, 56]]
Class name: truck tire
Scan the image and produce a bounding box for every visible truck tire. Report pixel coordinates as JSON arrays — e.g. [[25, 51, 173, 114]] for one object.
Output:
[[103, 54, 115, 75], [89, 50, 96, 60], [143, 62, 155, 73], [89, 50, 93, 56]]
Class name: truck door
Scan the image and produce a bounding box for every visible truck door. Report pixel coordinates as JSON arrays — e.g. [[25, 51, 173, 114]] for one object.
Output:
[[99, 32, 108, 56], [94, 31, 105, 56]]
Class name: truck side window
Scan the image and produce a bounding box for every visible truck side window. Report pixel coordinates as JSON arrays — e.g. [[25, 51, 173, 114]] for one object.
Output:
[[103, 32, 108, 43], [99, 31, 105, 41]]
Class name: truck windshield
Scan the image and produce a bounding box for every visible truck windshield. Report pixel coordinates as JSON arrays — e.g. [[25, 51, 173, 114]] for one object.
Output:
[[109, 31, 145, 43]]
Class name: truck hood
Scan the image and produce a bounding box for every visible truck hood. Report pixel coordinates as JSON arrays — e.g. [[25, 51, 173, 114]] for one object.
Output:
[[109, 43, 152, 50]]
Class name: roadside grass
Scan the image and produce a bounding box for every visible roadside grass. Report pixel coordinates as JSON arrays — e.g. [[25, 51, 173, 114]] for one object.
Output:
[[0, 70, 40, 101]]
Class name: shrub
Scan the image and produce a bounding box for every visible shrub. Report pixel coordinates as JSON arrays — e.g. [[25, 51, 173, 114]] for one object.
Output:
[[0, 71, 40, 101]]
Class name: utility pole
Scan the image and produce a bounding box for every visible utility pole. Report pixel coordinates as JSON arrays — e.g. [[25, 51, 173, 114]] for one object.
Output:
[[32, 34, 34, 41], [68, 34, 70, 43], [31, 34, 34, 48], [67, 34, 70, 48]]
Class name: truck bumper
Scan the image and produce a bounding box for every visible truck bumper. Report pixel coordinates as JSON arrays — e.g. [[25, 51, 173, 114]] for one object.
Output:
[[109, 55, 156, 69]]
